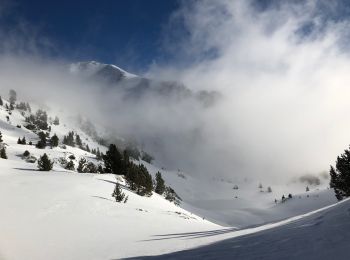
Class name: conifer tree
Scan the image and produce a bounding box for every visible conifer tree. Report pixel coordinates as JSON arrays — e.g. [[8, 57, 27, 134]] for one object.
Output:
[[50, 134, 59, 147], [37, 153, 53, 171], [0, 147, 7, 159], [155, 172, 166, 195], [97, 164, 104, 174], [103, 144, 123, 174], [329, 146, 350, 200], [65, 160, 75, 171], [36, 131, 47, 149], [0, 96, 3, 106], [0, 131, 3, 143], [77, 158, 87, 173], [75, 134, 82, 147], [112, 183, 126, 203]]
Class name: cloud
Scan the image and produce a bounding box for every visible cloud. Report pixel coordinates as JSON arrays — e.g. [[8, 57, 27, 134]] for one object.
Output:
[[2, 0, 350, 184], [144, 0, 350, 182]]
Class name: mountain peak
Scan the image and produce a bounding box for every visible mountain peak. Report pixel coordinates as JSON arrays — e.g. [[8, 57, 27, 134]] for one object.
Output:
[[70, 61, 138, 82]]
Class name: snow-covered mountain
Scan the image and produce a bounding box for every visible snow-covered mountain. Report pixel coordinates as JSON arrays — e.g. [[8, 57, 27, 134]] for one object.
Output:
[[70, 61, 219, 105], [0, 90, 341, 259], [70, 61, 138, 82]]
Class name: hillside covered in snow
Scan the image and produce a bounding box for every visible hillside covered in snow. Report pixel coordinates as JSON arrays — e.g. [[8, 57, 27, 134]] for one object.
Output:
[[0, 87, 342, 259]]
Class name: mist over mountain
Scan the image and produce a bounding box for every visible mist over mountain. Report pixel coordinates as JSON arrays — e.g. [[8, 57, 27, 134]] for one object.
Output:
[[70, 61, 220, 106]]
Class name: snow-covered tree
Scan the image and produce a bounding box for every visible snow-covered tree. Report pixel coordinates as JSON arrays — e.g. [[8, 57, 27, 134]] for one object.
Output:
[[112, 183, 126, 203], [37, 153, 53, 171]]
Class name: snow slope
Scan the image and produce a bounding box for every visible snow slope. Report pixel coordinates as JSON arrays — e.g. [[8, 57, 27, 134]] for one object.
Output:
[[131, 198, 350, 259], [0, 161, 223, 260], [0, 96, 342, 259]]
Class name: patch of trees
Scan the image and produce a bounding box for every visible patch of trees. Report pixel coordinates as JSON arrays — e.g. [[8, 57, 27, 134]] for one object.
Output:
[[103, 144, 180, 202], [329, 146, 350, 200], [76, 157, 103, 173], [125, 163, 153, 196], [91, 148, 102, 160], [16, 102, 31, 112], [63, 131, 75, 146], [25, 109, 48, 130], [141, 152, 154, 164], [17, 137, 26, 145], [62, 131, 84, 149], [164, 186, 182, 206]]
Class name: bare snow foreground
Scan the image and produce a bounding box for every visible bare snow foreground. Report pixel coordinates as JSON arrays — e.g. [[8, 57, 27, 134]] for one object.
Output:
[[0, 161, 222, 260], [130, 199, 350, 260]]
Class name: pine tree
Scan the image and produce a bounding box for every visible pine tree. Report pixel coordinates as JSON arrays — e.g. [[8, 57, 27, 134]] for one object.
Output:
[[0, 131, 3, 143], [85, 162, 97, 173], [103, 144, 123, 174], [0, 147, 7, 159], [97, 164, 104, 174], [96, 148, 102, 160], [63, 131, 75, 147], [21, 137, 26, 145], [77, 158, 87, 173], [65, 160, 75, 171], [165, 186, 182, 205], [155, 172, 166, 195], [37, 153, 53, 171], [36, 131, 46, 149], [50, 134, 59, 147], [112, 183, 126, 202], [267, 186, 272, 193], [0, 96, 3, 106], [17, 137, 21, 144], [75, 134, 82, 147], [125, 163, 153, 196]]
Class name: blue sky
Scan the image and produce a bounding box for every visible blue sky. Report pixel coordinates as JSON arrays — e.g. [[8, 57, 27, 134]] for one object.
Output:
[[4, 0, 179, 72]]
